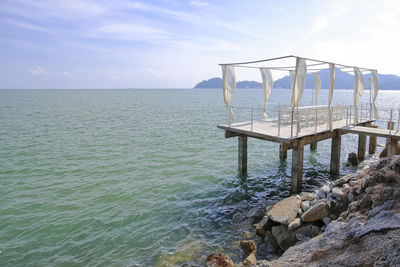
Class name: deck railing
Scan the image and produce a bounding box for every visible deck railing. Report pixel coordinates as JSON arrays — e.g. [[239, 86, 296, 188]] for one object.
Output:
[[225, 103, 394, 137]]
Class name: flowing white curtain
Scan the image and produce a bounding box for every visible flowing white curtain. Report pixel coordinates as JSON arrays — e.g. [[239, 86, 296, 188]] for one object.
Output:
[[260, 68, 273, 119], [312, 72, 321, 105], [221, 65, 236, 121], [354, 67, 365, 124], [289, 70, 295, 91], [290, 57, 307, 132], [369, 70, 379, 119], [328, 64, 335, 130], [291, 57, 307, 109]]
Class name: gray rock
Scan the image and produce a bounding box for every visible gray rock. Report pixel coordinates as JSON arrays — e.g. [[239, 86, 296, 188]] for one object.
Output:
[[295, 233, 310, 242], [355, 187, 362, 194], [343, 183, 350, 191], [288, 218, 301, 231], [331, 187, 345, 199], [349, 180, 358, 187], [315, 189, 326, 200], [322, 217, 331, 225], [299, 192, 313, 201], [334, 177, 347, 187], [321, 185, 330, 193], [267, 195, 301, 225], [348, 192, 354, 202], [311, 225, 320, 237], [271, 225, 298, 250], [301, 202, 329, 222], [255, 216, 272, 237], [297, 208, 302, 217], [301, 201, 310, 212]]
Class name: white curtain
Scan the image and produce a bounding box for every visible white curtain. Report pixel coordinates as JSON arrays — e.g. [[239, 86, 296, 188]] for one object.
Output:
[[291, 57, 307, 109], [369, 70, 379, 119], [354, 67, 365, 124], [260, 68, 273, 120], [312, 72, 321, 105], [289, 70, 295, 91], [290, 57, 307, 132], [328, 64, 335, 130], [222, 65, 236, 121]]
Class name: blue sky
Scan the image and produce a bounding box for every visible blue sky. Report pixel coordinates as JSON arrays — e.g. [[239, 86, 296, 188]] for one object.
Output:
[[0, 0, 399, 88]]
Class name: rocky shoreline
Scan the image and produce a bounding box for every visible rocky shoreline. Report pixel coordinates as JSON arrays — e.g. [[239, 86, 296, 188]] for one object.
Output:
[[207, 155, 400, 266]]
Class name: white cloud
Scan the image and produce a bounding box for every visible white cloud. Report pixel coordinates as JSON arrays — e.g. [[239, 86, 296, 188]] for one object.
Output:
[[95, 23, 169, 41], [189, 1, 209, 7], [28, 67, 71, 76]]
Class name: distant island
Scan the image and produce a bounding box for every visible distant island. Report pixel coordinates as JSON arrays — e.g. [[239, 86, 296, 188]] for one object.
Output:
[[194, 69, 400, 90]]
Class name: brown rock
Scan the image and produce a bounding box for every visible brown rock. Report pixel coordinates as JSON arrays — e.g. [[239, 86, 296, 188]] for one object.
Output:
[[288, 218, 301, 231], [267, 195, 301, 225], [240, 240, 256, 256], [301, 202, 329, 222], [242, 253, 257, 266], [207, 253, 234, 267], [255, 216, 272, 237]]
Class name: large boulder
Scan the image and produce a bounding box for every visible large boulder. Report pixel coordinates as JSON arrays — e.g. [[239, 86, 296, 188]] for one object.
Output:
[[267, 195, 301, 225], [301, 202, 329, 222], [206, 253, 234, 267], [271, 225, 298, 250], [348, 152, 358, 165]]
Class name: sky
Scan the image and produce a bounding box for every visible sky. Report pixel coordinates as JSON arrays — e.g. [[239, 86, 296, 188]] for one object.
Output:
[[0, 0, 399, 89]]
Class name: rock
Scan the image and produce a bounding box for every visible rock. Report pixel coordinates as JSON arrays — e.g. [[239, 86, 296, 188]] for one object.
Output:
[[331, 187, 346, 199], [329, 213, 338, 220], [295, 233, 310, 242], [271, 225, 298, 250], [267, 195, 301, 225], [301, 202, 329, 222], [334, 177, 347, 187], [288, 218, 301, 231], [301, 201, 310, 212], [349, 180, 358, 187], [322, 217, 331, 225], [321, 185, 330, 193], [348, 192, 354, 202], [263, 231, 280, 252], [242, 253, 257, 266], [240, 240, 256, 256], [243, 231, 252, 239], [348, 201, 358, 212], [300, 192, 314, 201], [343, 183, 350, 191], [255, 216, 272, 237], [355, 187, 362, 194], [311, 225, 320, 237], [315, 189, 326, 200], [207, 253, 234, 267], [348, 152, 358, 165], [297, 208, 302, 217]]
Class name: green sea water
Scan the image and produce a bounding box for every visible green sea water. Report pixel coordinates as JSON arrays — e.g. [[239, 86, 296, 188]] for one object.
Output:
[[0, 89, 398, 266]]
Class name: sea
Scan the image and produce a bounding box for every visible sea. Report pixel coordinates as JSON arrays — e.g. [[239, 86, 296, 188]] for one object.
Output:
[[0, 89, 398, 266]]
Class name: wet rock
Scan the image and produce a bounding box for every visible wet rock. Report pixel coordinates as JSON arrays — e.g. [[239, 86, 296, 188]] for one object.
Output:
[[207, 253, 234, 267], [267, 195, 301, 225], [240, 240, 256, 256], [301, 201, 310, 212], [331, 187, 345, 199], [271, 225, 298, 250], [288, 218, 301, 231], [242, 253, 257, 266], [301, 202, 329, 222], [348, 152, 358, 165], [263, 231, 280, 252], [255, 216, 272, 237], [300, 192, 314, 201]]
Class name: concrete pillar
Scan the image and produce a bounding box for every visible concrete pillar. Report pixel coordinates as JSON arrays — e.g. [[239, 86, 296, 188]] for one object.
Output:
[[291, 138, 304, 194], [330, 131, 341, 175], [387, 138, 397, 156], [310, 142, 318, 151], [368, 125, 378, 154], [279, 143, 287, 159], [357, 134, 367, 161], [238, 136, 247, 174]]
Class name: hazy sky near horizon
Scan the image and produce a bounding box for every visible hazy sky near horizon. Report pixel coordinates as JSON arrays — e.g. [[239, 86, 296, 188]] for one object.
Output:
[[0, 0, 399, 89]]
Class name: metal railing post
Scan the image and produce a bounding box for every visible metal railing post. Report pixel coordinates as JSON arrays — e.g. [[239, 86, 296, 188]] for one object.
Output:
[[346, 106, 349, 125], [291, 109, 294, 138], [251, 108, 254, 131], [390, 109, 393, 135], [278, 110, 281, 136], [361, 104, 363, 121], [315, 107, 317, 132], [398, 109, 400, 132]]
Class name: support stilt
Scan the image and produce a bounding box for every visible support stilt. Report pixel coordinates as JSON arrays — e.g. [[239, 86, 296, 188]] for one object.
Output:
[[291, 138, 304, 194], [310, 142, 317, 151], [357, 134, 366, 161], [238, 136, 247, 174], [330, 131, 341, 175], [279, 143, 288, 159], [388, 138, 397, 156]]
